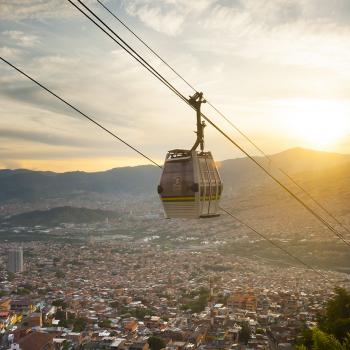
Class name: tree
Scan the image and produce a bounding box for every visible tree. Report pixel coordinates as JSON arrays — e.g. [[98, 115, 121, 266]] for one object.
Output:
[[298, 327, 313, 349], [61, 340, 71, 350], [239, 321, 251, 345], [320, 288, 350, 341], [72, 317, 87, 332], [296, 328, 350, 350], [298, 288, 350, 349], [312, 328, 344, 350], [7, 272, 15, 281], [98, 319, 112, 328], [181, 288, 209, 313], [16, 288, 31, 296], [110, 301, 119, 308], [52, 299, 67, 309], [55, 270, 65, 278], [256, 328, 264, 335], [148, 336, 166, 350]]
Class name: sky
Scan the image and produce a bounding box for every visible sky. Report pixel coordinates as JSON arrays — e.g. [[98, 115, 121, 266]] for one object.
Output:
[[0, 0, 349, 172]]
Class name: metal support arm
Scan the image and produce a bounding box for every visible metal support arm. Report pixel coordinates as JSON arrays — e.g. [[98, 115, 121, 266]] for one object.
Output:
[[189, 92, 206, 151]]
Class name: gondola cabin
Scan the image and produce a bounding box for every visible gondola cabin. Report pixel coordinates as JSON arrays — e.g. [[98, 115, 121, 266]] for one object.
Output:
[[157, 149, 223, 218]]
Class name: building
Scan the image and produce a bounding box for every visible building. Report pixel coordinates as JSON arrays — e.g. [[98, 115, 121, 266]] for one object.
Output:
[[228, 291, 257, 312], [8, 247, 24, 273]]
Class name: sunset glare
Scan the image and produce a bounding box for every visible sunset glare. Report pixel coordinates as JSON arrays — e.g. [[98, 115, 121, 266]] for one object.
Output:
[[284, 100, 349, 150]]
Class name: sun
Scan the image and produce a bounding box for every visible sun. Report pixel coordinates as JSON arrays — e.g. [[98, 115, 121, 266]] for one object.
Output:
[[284, 100, 348, 149]]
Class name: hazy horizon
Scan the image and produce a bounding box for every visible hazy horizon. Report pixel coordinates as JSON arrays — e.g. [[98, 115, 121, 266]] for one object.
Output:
[[0, 145, 349, 173]]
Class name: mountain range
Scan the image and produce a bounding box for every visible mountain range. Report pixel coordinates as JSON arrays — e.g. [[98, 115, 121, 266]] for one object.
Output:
[[1, 147, 349, 202]]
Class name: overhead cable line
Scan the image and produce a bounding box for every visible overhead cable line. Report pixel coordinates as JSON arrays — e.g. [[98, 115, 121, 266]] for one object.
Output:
[[97, 0, 350, 237], [96, 0, 198, 94], [0, 56, 162, 169], [278, 168, 350, 236], [68, 0, 191, 111], [96, 0, 272, 158], [201, 114, 350, 247], [69, 0, 350, 248], [0, 48, 330, 282], [220, 206, 330, 282]]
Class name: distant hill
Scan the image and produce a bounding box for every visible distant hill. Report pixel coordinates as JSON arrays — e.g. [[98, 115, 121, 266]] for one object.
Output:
[[0, 147, 349, 202], [0, 165, 160, 201], [222, 157, 350, 241], [1, 206, 115, 227], [219, 147, 350, 193]]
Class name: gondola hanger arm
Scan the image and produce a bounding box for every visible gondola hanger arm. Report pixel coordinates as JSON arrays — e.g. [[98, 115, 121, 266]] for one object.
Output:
[[189, 92, 206, 152]]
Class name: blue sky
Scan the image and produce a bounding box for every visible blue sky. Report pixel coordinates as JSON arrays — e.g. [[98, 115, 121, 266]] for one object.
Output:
[[0, 0, 349, 171]]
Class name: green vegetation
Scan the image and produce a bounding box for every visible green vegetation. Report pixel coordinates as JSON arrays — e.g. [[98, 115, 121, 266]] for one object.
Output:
[[216, 294, 229, 305], [319, 288, 350, 341], [52, 299, 67, 309], [54, 310, 67, 325], [239, 321, 251, 345], [148, 336, 166, 350], [62, 340, 71, 350], [256, 328, 264, 335], [297, 328, 350, 350], [120, 307, 153, 320], [297, 288, 350, 349], [72, 317, 87, 332], [181, 288, 209, 313], [98, 319, 112, 328], [110, 301, 119, 308], [54, 310, 87, 332], [7, 272, 15, 281], [0, 290, 8, 297], [16, 287, 31, 295], [55, 270, 65, 278]]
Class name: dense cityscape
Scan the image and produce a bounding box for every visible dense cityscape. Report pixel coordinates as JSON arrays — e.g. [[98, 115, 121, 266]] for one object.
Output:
[[0, 210, 349, 350]]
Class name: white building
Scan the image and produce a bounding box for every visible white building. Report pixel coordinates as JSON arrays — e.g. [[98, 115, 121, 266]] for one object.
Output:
[[8, 247, 24, 273]]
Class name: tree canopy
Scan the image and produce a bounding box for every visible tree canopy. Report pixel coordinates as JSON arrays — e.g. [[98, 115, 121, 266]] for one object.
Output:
[[148, 336, 166, 350], [319, 287, 350, 341], [297, 288, 350, 350]]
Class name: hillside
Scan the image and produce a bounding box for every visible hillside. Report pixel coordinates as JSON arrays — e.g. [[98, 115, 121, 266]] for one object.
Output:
[[222, 159, 350, 243], [0, 147, 349, 202], [0, 165, 159, 201], [1, 206, 116, 227], [219, 147, 350, 194]]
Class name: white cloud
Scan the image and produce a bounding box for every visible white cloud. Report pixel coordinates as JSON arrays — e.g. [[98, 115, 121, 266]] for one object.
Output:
[[0, 0, 71, 20], [123, 0, 215, 36], [189, 1, 350, 74], [0, 46, 22, 60], [3, 30, 40, 47], [0, 0, 96, 20]]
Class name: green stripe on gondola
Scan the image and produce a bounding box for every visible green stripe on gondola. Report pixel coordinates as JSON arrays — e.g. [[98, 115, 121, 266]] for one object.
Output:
[[161, 196, 195, 202]]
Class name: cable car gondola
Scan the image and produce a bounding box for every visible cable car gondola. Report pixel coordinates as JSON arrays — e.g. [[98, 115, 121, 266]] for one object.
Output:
[[157, 92, 223, 218]]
